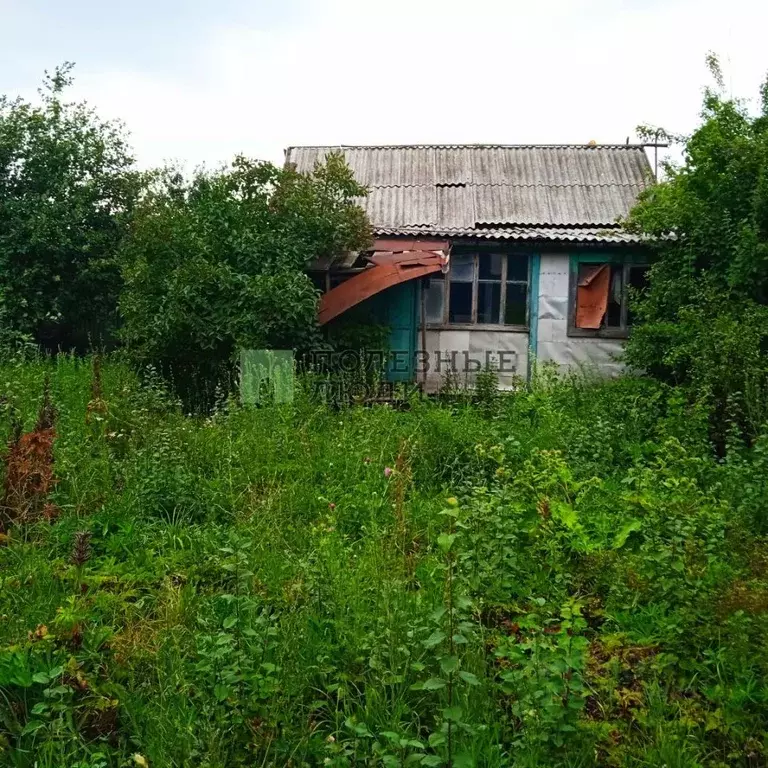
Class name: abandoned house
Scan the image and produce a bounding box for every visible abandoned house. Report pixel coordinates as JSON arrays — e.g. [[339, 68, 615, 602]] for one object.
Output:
[[285, 144, 653, 389]]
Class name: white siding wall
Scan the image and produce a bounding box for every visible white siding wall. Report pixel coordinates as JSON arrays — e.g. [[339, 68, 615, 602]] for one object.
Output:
[[422, 329, 528, 392], [536, 253, 624, 376]]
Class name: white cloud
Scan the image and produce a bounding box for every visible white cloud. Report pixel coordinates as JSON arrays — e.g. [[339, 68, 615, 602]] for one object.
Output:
[[64, 0, 768, 170]]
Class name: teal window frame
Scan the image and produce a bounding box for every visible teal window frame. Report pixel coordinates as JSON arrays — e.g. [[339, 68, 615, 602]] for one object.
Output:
[[567, 253, 648, 339]]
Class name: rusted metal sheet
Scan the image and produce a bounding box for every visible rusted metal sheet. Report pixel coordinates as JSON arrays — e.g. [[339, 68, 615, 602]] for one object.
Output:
[[318, 241, 449, 325], [575, 264, 610, 329], [318, 263, 442, 325]]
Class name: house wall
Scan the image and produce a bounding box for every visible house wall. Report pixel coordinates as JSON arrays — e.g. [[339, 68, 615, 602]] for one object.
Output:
[[421, 329, 528, 391], [535, 253, 624, 376], [409, 250, 626, 391], [417, 252, 625, 391]]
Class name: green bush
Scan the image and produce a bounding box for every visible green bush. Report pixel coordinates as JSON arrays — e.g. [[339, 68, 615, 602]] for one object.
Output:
[[625, 61, 768, 446]]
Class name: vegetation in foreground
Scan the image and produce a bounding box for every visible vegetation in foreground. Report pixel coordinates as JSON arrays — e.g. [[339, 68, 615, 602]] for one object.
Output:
[[2, 356, 768, 768]]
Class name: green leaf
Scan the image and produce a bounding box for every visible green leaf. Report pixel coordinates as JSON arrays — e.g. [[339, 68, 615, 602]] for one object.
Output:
[[458, 671, 480, 686], [21, 720, 45, 736], [32, 672, 50, 685], [422, 756, 443, 766], [442, 705, 463, 722], [428, 731, 447, 748], [437, 533, 456, 552], [428, 731, 447, 747], [440, 656, 459, 675], [551, 501, 579, 529], [223, 615, 237, 629], [613, 519, 643, 549], [423, 630, 446, 648], [423, 677, 447, 691], [454, 595, 473, 610], [214, 684, 231, 702]]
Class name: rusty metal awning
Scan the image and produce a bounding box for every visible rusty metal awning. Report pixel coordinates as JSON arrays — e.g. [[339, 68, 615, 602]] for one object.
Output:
[[318, 239, 449, 325]]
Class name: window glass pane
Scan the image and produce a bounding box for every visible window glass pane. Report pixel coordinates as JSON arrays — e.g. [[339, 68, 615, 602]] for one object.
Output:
[[477, 282, 501, 324], [424, 275, 445, 324], [478, 253, 503, 280], [606, 264, 623, 327], [449, 254, 475, 282], [506, 254, 529, 282], [505, 283, 528, 325], [627, 265, 648, 326], [449, 282, 473, 323]]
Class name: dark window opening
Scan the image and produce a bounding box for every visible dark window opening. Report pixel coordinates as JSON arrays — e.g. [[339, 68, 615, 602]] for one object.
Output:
[[477, 282, 501, 324], [449, 282, 473, 323], [505, 283, 528, 325], [506, 254, 529, 282]]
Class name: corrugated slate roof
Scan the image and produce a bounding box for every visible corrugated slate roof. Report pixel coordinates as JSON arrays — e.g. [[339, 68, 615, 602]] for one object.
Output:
[[285, 144, 652, 243]]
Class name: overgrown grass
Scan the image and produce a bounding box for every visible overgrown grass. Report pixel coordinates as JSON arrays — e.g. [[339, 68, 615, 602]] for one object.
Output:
[[1, 355, 768, 767]]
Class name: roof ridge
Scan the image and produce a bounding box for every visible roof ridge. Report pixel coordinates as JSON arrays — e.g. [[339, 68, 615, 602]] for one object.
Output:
[[363, 182, 650, 189], [286, 143, 649, 151]]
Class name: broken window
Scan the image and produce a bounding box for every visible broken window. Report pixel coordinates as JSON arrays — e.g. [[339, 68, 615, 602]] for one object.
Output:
[[573, 259, 648, 334], [428, 252, 529, 327]]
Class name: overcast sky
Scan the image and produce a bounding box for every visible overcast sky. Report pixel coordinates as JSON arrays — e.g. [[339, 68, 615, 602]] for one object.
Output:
[[1, 0, 766, 170]]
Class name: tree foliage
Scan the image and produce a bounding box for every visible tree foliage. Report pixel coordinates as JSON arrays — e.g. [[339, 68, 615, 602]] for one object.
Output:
[[625, 60, 768, 441], [0, 64, 140, 351], [119, 154, 371, 395]]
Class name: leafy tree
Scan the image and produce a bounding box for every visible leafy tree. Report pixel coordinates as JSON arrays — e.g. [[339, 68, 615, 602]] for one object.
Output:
[[119, 154, 370, 401], [625, 59, 768, 444], [0, 64, 140, 351]]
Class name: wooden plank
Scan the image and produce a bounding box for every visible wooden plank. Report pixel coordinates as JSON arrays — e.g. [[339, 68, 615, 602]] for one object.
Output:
[[369, 251, 445, 267], [372, 238, 450, 253]]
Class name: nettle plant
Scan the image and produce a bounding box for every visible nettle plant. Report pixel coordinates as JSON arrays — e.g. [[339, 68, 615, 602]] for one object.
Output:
[[406, 498, 484, 768], [493, 597, 588, 749]]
